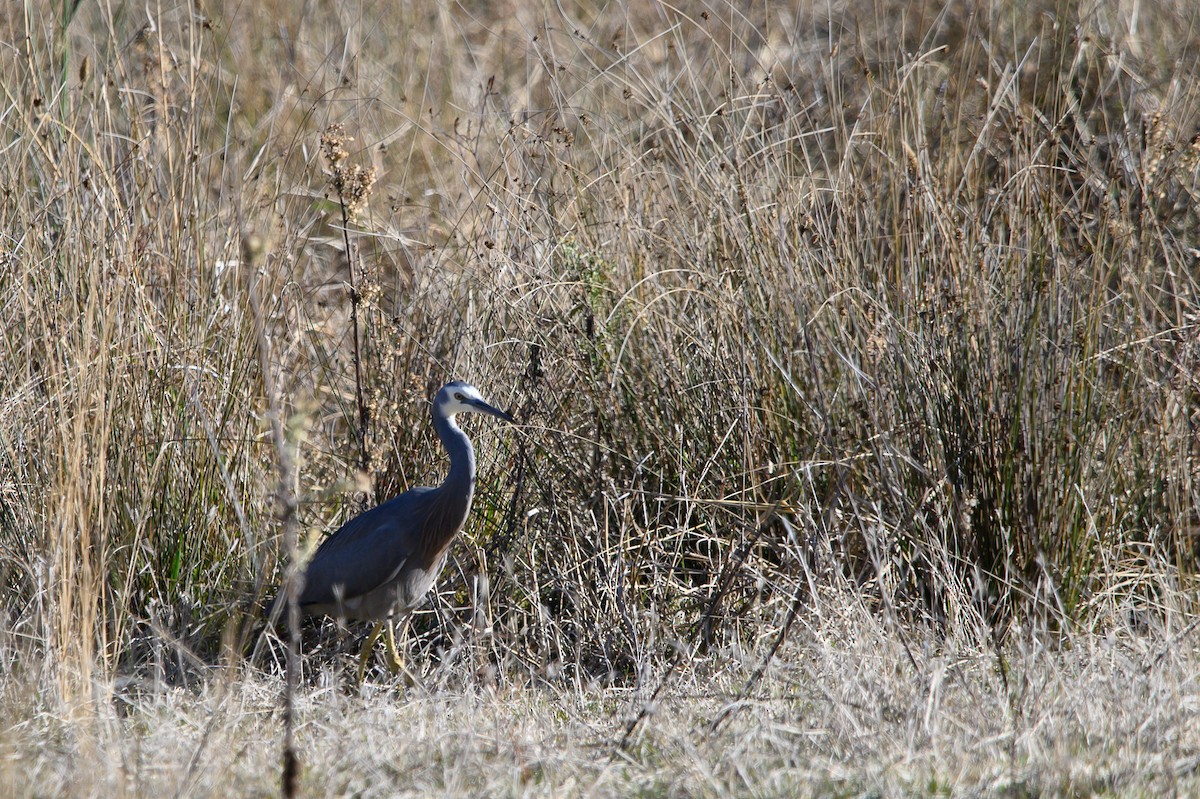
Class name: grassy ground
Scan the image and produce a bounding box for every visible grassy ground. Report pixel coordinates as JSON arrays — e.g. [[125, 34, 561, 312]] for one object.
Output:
[[3, 593, 1198, 796], [2, 0, 1200, 795]]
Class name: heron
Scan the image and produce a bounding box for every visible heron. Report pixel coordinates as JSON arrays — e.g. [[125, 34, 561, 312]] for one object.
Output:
[[271, 381, 513, 682]]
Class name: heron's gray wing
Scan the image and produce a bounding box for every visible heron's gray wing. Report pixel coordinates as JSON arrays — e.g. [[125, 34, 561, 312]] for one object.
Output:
[[297, 487, 438, 608]]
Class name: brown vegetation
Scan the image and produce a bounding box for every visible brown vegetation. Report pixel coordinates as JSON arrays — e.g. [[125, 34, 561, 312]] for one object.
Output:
[[1, 0, 1198, 794]]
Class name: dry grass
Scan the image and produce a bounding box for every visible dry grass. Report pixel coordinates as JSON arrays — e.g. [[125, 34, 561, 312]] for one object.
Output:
[[2, 590, 1198, 796], [2, 0, 1200, 794]]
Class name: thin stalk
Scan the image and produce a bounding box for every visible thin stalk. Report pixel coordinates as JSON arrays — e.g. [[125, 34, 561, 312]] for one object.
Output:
[[340, 199, 372, 490], [251, 274, 301, 799]]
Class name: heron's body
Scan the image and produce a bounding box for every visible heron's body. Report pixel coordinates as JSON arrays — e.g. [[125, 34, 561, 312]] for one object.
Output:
[[298, 485, 464, 621], [272, 381, 512, 678]]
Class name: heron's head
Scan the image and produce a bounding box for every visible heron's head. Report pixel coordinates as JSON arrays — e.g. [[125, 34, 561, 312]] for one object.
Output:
[[434, 381, 515, 423]]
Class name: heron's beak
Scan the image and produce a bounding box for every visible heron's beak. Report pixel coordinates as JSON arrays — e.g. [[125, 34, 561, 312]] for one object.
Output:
[[470, 397, 515, 423]]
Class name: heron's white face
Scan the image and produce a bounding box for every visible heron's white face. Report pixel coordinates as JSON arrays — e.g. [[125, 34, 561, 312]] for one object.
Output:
[[435, 381, 514, 422]]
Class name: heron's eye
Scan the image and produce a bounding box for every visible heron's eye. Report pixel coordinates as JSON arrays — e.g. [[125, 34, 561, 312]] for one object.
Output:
[[454, 392, 465, 401]]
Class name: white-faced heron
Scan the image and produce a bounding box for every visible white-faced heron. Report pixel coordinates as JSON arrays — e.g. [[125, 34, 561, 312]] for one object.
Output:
[[273, 381, 513, 681]]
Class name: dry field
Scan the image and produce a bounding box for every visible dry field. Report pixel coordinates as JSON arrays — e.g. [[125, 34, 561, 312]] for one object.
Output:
[[2, 0, 1199, 795], [5, 596, 1199, 796]]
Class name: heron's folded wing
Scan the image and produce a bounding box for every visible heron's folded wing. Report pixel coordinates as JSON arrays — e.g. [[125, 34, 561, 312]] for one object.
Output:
[[297, 488, 436, 607]]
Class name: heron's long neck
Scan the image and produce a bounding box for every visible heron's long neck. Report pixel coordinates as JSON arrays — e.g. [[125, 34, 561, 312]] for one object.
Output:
[[434, 412, 476, 503]]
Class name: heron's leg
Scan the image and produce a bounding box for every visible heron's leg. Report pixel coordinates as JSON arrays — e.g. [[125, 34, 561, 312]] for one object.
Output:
[[356, 621, 386, 684], [383, 619, 405, 673]]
